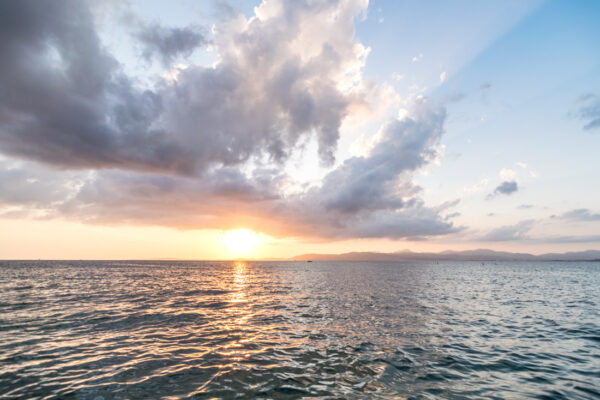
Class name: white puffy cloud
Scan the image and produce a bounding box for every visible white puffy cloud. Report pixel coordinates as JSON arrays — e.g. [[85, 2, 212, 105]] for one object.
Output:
[[499, 168, 516, 181]]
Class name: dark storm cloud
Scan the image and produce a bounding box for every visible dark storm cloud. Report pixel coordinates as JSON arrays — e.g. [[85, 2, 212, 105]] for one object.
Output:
[[135, 23, 207, 66], [576, 93, 600, 131], [480, 219, 534, 241]]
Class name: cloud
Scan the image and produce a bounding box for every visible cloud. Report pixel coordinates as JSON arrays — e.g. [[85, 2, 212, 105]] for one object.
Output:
[[0, 0, 179, 171], [0, 160, 83, 209], [575, 93, 600, 131], [0, 0, 369, 174], [3, 100, 460, 240], [479, 218, 599, 243], [440, 71, 446, 83], [283, 100, 460, 239], [479, 213, 599, 243], [480, 219, 534, 241], [441, 92, 466, 104], [0, 1, 460, 241], [309, 100, 446, 214], [539, 234, 600, 243], [559, 208, 600, 222], [488, 180, 518, 198], [479, 82, 491, 101], [499, 168, 516, 181], [517, 204, 534, 210], [211, 0, 238, 21], [411, 53, 423, 62], [134, 23, 207, 66], [464, 178, 488, 193]]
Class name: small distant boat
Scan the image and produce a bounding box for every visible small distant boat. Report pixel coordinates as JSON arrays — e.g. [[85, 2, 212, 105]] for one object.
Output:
[[307, 260, 313, 263]]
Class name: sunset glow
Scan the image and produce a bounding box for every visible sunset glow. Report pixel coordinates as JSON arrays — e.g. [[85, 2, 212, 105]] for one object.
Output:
[[1, 2, 599, 399], [223, 229, 260, 258], [0, 0, 598, 259]]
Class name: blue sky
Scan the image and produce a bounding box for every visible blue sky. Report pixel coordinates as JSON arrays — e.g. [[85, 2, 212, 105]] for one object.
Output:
[[0, 0, 599, 258], [360, 0, 600, 249]]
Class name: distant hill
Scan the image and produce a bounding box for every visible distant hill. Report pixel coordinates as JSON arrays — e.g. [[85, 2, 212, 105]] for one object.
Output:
[[291, 249, 600, 262]]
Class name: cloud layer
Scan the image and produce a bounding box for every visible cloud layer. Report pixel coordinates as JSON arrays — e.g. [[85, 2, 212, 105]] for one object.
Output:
[[0, 0, 369, 173], [558, 208, 600, 222], [0, 0, 461, 241]]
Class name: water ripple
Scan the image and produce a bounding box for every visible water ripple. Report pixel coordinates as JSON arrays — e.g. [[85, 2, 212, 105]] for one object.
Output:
[[0, 260, 599, 399]]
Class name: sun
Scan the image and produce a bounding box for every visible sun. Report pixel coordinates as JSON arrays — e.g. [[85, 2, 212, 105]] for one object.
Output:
[[223, 229, 259, 257]]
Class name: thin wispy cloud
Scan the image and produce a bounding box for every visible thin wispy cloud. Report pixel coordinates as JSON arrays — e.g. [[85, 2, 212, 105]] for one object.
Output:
[[480, 219, 534, 241], [558, 208, 600, 222], [576, 93, 600, 131]]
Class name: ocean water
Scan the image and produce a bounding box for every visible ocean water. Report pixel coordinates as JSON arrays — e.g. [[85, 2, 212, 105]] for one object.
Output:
[[0, 261, 599, 399]]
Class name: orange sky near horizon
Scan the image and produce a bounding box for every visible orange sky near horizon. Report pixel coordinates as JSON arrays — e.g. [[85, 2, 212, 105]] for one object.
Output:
[[0, 217, 594, 260]]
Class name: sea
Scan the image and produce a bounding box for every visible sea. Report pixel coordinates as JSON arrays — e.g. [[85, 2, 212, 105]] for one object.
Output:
[[0, 260, 599, 399]]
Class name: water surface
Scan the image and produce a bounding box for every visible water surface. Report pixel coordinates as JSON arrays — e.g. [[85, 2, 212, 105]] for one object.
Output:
[[1, 261, 599, 399]]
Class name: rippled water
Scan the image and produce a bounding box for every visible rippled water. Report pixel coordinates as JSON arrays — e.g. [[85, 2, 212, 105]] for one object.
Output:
[[1, 261, 599, 399]]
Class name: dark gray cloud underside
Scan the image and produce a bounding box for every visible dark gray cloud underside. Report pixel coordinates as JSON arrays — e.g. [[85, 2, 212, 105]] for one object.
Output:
[[0, 0, 355, 174], [0, 0, 188, 172], [488, 180, 518, 198], [135, 23, 207, 65]]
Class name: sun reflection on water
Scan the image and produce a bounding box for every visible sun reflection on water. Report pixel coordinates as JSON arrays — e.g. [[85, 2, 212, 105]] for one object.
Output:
[[230, 261, 247, 304]]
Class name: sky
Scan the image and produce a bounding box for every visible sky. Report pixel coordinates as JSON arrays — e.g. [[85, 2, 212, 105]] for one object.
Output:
[[0, 0, 599, 259]]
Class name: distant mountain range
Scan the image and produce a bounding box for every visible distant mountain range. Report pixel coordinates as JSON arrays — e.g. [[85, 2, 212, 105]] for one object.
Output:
[[291, 249, 600, 262]]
